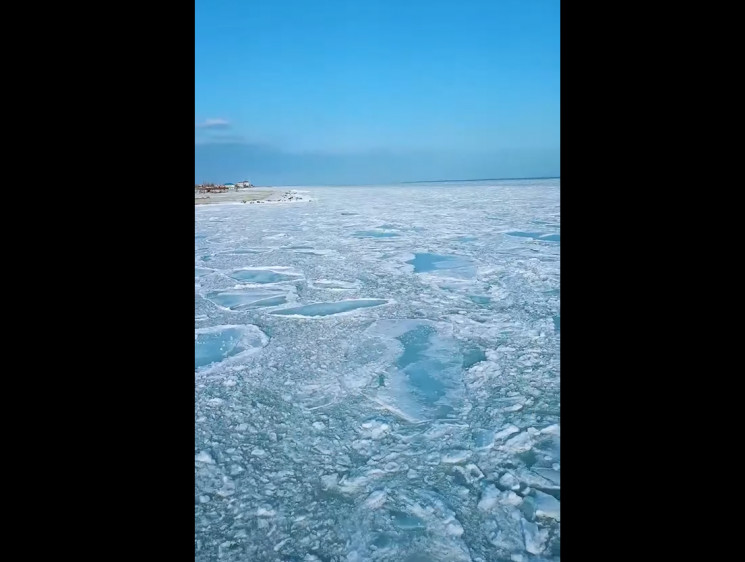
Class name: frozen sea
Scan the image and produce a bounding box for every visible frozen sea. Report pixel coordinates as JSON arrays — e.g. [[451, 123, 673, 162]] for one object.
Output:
[[195, 179, 560, 562]]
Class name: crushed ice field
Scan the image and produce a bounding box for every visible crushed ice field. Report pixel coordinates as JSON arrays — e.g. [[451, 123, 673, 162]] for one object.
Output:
[[195, 180, 560, 562]]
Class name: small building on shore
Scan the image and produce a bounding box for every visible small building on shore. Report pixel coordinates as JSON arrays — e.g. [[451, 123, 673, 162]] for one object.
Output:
[[196, 183, 228, 193]]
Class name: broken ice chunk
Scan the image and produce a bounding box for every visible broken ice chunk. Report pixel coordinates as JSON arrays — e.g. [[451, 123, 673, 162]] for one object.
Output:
[[217, 476, 236, 497], [452, 463, 484, 486], [521, 519, 548, 554], [494, 424, 520, 441], [444, 516, 464, 536], [195, 451, 214, 464], [532, 467, 561, 486], [540, 424, 560, 436], [499, 472, 520, 490], [359, 420, 391, 440], [478, 484, 500, 511], [363, 490, 387, 510], [533, 490, 560, 520], [472, 428, 495, 449], [320, 474, 338, 490], [501, 491, 523, 506], [503, 431, 533, 453], [441, 450, 471, 464]]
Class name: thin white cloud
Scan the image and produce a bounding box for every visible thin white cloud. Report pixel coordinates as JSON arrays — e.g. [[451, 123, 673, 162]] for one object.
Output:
[[196, 118, 230, 129]]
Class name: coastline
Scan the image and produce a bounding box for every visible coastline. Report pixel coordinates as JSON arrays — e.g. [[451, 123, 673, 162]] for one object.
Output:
[[195, 189, 311, 206], [195, 189, 276, 205]]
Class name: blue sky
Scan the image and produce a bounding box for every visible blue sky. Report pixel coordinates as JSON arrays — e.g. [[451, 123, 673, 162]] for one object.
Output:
[[195, 0, 560, 184]]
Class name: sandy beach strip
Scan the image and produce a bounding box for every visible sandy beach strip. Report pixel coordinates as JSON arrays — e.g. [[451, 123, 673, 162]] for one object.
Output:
[[195, 189, 279, 205]]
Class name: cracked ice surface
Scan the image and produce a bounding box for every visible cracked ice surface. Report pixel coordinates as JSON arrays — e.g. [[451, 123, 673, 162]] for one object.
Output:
[[195, 179, 560, 561]]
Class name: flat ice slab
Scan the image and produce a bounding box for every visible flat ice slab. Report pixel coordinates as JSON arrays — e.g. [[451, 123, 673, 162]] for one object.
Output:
[[194, 324, 268, 371], [229, 267, 302, 283], [506, 231, 560, 242], [359, 320, 470, 422], [207, 289, 288, 310], [270, 299, 388, 317], [406, 253, 475, 278]]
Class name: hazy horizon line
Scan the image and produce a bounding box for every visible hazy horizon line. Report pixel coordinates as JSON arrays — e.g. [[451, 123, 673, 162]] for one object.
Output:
[[236, 176, 561, 188]]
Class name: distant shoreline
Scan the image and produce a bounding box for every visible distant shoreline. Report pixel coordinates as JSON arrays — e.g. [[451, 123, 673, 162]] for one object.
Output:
[[400, 176, 560, 184], [223, 176, 560, 189]]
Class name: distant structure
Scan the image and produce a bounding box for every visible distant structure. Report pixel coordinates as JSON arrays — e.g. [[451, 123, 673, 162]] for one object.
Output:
[[195, 180, 252, 193], [195, 183, 228, 193]]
